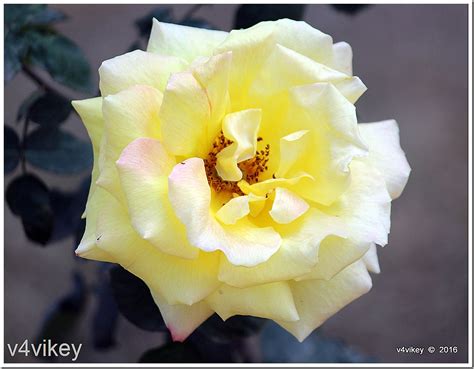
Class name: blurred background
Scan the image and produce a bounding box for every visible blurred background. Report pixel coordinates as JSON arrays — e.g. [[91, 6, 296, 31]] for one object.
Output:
[[4, 4, 468, 364]]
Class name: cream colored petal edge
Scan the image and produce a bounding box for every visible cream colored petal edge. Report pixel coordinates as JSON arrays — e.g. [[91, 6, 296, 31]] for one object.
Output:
[[116, 137, 199, 259], [363, 243, 381, 274], [99, 50, 187, 96], [277, 260, 372, 342], [358, 120, 411, 199], [147, 19, 228, 62], [168, 158, 281, 267], [206, 281, 299, 322]]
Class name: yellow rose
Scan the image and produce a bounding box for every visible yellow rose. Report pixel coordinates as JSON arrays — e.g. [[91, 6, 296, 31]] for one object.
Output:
[[73, 19, 410, 342]]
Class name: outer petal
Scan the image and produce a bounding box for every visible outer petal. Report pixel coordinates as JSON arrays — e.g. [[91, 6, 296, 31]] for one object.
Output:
[[358, 120, 411, 199], [151, 291, 213, 342], [363, 243, 381, 274], [168, 158, 281, 267], [249, 44, 366, 104], [216, 109, 261, 181], [93, 188, 220, 305], [72, 97, 104, 209], [206, 281, 299, 322], [295, 237, 370, 281], [331, 41, 353, 76], [147, 19, 228, 62], [327, 160, 392, 246], [98, 85, 162, 202], [277, 260, 372, 342], [116, 138, 198, 259], [99, 50, 187, 96], [218, 208, 348, 288]]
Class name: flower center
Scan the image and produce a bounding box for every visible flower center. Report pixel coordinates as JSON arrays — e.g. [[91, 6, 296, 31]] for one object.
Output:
[[204, 131, 270, 195]]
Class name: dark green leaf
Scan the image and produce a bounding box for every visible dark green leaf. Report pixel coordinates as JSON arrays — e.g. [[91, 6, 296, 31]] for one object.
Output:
[[4, 4, 46, 31], [180, 18, 214, 30], [4, 126, 20, 174], [92, 265, 119, 350], [139, 342, 203, 363], [4, 32, 28, 81], [135, 7, 174, 37], [30, 7, 67, 26], [29, 92, 72, 126], [110, 266, 166, 332], [198, 314, 266, 344], [16, 90, 44, 122], [35, 272, 87, 358], [261, 322, 375, 363], [25, 127, 93, 175], [29, 33, 93, 92], [6, 174, 53, 244], [234, 4, 306, 29], [331, 4, 371, 16]]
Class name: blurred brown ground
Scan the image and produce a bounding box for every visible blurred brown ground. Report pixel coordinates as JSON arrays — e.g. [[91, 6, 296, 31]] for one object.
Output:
[[4, 4, 468, 363]]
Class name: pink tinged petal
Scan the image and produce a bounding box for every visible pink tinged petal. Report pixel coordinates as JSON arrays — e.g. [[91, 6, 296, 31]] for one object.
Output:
[[249, 44, 366, 104], [168, 158, 281, 267], [358, 120, 411, 199], [363, 243, 381, 274], [99, 50, 187, 96], [94, 188, 220, 305], [269, 187, 309, 224], [277, 260, 372, 342], [98, 85, 163, 203], [147, 19, 228, 63], [159, 71, 210, 158], [116, 138, 199, 259], [216, 109, 262, 181], [331, 41, 353, 76], [218, 208, 348, 288], [150, 291, 213, 342], [206, 281, 299, 322]]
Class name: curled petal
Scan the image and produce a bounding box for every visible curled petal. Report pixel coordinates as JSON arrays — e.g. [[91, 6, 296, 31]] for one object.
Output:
[[168, 158, 281, 267], [363, 243, 381, 274], [269, 187, 309, 224], [331, 41, 353, 76], [206, 281, 299, 322], [216, 109, 262, 181]]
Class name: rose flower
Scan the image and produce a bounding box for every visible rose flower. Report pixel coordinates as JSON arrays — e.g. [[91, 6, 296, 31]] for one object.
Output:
[[73, 19, 410, 342]]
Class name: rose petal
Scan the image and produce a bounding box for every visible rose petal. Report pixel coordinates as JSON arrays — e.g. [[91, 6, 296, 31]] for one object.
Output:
[[116, 138, 199, 259], [218, 208, 347, 288], [363, 243, 381, 274], [168, 158, 281, 267], [331, 41, 353, 76], [147, 19, 228, 62], [216, 109, 261, 181], [269, 187, 309, 224], [93, 188, 220, 305], [206, 281, 299, 322], [277, 260, 372, 342], [98, 85, 163, 202], [99, 50, 187, 96], [150, 291, 213, 342], [358, 120, 411, 199]]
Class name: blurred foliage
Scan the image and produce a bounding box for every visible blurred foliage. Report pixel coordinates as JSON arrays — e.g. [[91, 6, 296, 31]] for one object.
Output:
[[331, 4, 371, 16], [234, 4, 306, 28]]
